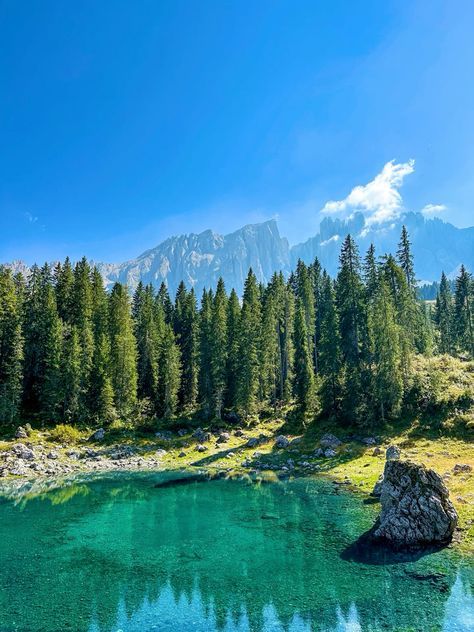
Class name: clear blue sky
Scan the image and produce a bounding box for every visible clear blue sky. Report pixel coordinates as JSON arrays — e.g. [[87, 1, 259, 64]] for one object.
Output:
[[1, 0, 473, 264]]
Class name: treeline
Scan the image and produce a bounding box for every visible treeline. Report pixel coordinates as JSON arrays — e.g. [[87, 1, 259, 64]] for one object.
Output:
[[0, 228, 473, 428]]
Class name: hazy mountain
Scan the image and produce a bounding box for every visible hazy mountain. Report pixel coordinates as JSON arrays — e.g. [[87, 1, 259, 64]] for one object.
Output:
[[97, 220, 291, 297], [5, 213, 473, 295]]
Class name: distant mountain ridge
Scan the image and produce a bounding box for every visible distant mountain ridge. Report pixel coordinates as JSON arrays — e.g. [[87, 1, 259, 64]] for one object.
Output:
[[5, 213, 474, 295]]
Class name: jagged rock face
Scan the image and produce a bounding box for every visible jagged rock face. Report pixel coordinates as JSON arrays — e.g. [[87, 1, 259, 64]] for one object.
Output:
[[374, 460, 458, 548], [5, 213, 473, 295]]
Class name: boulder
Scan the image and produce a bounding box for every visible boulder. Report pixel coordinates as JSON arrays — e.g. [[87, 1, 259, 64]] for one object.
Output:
[[192, 428, 211, 443], [274, 435, 290, 449], [195, 444, 207, 453], [372, 447, 383, 456], [386, 445, 401, 461], [14, 426, 29, 439], [216, 432, 230, 444], [47, 451, 59, 460], [374, 459, 458, 548], [320, 433, 342, 449], [362, 436, 377, 446], [12, 444, 35, 461], [89, 428, 105, 442], [246, 437, 260, 448], [324, 448, 337, 458]]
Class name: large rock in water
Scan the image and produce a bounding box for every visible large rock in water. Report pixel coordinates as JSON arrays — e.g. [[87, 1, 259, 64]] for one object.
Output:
[[374, 459, 458, 548]]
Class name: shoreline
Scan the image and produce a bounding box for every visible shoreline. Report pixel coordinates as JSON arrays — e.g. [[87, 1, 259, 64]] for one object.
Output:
[[1, 422, 472, 552]]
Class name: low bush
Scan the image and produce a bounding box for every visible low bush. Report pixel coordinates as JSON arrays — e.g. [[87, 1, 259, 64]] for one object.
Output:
[[49, 424, 82, 444]]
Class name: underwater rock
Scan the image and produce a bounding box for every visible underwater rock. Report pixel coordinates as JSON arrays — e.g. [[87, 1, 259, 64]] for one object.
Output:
[[374, 459, 458, 548]]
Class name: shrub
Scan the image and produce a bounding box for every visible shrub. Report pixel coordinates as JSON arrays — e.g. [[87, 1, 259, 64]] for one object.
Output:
[[49, 424, 82, 444]]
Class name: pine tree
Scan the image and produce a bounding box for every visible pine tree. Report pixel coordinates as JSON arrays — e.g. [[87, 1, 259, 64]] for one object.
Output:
[[89, 267, 116, 423], [22, 265, 63, 421], [318, 274, 342, 417], [54, 256, 74, 322], [210, 278, 228, 418], [260, 281, 280, 408], [454, 265, 474, 357], [225, 288, 241, 410], [295, 260, 316, 373], [293, 299, 316, 416], [174, 283, 199, 411], [0, 267, 23, 423], [236, 269, 261, 417], [157, 282, 174, 324], [133, 283, 159, 403], [157, 324, 181, 418], [198, 289, 213, 418], [60, 325, 81, 422], [108, 283, 138, 418], [370, 276, 403, 421], [397, 225, 416, 291], [434, 272, 453, 354], [71, 258, 94, 413], [363, 244, 378, 301]]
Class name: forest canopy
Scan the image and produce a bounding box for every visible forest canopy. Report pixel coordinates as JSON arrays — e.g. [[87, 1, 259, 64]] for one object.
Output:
[[0, 228, 473, 429]]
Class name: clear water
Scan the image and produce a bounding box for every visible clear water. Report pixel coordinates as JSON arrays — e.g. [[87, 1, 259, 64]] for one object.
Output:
[[0, 472, 472, 632]]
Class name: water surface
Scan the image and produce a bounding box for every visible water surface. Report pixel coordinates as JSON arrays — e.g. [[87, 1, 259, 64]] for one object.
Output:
[[0, 472, 472, 631]]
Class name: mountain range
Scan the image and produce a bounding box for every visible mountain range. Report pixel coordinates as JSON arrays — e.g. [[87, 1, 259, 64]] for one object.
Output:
[[6, 212, 474, 296]]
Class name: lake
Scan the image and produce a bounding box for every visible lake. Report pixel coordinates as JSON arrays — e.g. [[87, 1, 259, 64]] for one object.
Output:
[[0, 472, 472, 631]]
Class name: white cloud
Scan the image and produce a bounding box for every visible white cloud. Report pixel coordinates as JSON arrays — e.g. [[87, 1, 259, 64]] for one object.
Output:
[[421, 203, 447, 216], [24, 211, 38, 223], [321, 159, 415, 226]]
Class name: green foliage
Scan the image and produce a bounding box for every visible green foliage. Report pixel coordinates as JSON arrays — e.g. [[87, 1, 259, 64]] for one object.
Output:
[[49, 423, 82, 444], [1, 227, 472, 431]]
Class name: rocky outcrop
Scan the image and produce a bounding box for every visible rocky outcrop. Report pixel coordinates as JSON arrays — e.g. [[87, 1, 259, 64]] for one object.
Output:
[[374, 459, 458, 548]]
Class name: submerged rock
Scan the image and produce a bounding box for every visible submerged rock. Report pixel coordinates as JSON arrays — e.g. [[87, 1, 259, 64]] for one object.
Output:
[[374, 459, 458, 548]]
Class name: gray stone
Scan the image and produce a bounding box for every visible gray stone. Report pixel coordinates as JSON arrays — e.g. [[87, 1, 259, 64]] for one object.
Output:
[[195, 444, 207, 452], [372, 474, 384, 497], [178, 451, 186, 457], [324, 448, 337, 458], [234, 429, 245, 437], [313, 448, 324, 458], [192, 428, 211, 443], [47, 451, 59, 460], [156, 449, 167, 457], [246, 437, 260, 448], [216, 432, 230, 444], [274, 435, 290, 449], [177, 429, 187, 437], [320, 433, 342, 449], [14, 426, 29, 439], [12, 443, 35, 460], [372, 447, 383, 456], [89, 428, 105, 442], [362, 436, 377, 446], [374, 459, 458, 548], [453, 463, 472, 475], [155, 430, 173, 441], [386, 445, 401, 461]]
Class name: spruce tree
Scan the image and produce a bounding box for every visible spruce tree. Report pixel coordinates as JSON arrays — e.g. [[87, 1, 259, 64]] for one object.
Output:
[[157, 324, 181, 418], [319, 274, 342, 417], [108, 283, 138, 418], [54, 256, 74, 322], [174, 283, 199, 411], [0, 267, 23, 423], [89, 267, 116, 423], [133, 283, 159, 403], [454, 265, 474, 357], [397, 225, 416, 291], [225, 288, 241, 410], [435, 272, 454, 354], [293, 299, 315, 416], [236, 269, 261, 417], [198, 289, 213, 418], [210, 278, 228, 418], [370, 276, 403, 421], [60, 325, 81, 422]]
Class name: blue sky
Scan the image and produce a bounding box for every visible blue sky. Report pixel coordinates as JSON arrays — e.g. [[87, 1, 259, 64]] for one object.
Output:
[[1, 0, 473, 264]]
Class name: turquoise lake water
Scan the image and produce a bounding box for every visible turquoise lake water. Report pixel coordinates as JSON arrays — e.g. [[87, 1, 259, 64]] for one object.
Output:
[[0, 472, 472, 632]]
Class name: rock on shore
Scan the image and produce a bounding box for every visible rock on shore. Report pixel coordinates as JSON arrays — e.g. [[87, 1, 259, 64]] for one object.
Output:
[[374, 459, 458, 548]]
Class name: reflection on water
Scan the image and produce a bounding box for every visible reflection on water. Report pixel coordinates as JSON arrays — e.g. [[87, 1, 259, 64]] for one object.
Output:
[[0, 472, 472, 632]]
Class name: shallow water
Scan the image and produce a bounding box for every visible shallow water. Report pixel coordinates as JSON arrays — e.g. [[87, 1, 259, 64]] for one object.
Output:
[[0, 472, 472, 632]]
